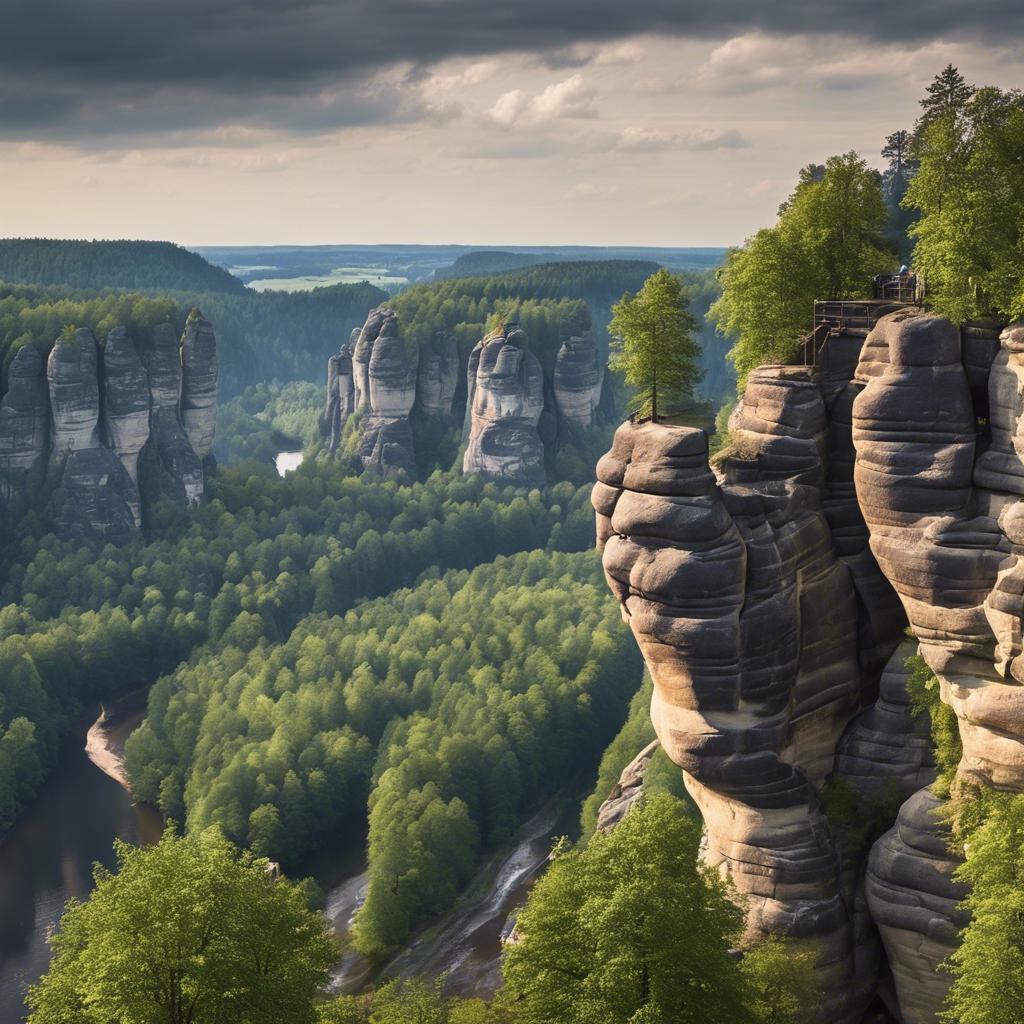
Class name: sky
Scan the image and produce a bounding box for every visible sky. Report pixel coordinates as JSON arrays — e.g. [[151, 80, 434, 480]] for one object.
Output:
[[1, 1, 1022, 247]]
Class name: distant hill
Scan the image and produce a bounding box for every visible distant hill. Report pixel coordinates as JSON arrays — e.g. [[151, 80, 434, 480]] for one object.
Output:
[[434, 250, 548, 279], [0, 239, 249, 295]]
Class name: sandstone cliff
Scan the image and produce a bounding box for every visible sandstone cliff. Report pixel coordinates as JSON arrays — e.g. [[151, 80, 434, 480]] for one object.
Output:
[[0, 315, 218, 541], [593, 308, 1024, 1023], [320, 306, 615, 483]]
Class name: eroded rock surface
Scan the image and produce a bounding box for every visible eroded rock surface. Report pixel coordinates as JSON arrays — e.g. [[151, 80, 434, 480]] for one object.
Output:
[[595, 740, 660, 834], [593, 357, 908, 1023], [181, 312, 219, 460], [48, 328, 101, 456], [1, 314, 217, 539], [554, 312, 603, 430], [866, 789, 967, 1024], [417, 331, 459, 419], [463, 318, 545, 486], [0, 346, 49, 513]]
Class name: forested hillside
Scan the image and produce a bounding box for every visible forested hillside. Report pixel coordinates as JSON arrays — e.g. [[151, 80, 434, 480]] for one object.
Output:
[[0, 239, 248, 295]]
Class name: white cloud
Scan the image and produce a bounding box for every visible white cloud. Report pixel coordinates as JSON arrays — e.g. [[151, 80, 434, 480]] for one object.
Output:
[[488, 74, 598, 125], [488, 89, 530, 126], [616, 125, 751, 152]]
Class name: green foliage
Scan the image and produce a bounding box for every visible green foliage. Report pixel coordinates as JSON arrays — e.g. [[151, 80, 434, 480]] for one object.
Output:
[[0, 238, 247, 295], [317, 981, 515, 1024], [904, 68, 1024, 322], [503, 791, 754, 1024], [215, 381, 324, 466], [0, 463, 597, 836], [710, 152, 893, 387], [740, 938, 820, 1024], [0, 282, 185, 379], [608, 269, 702, 420], [941, 793, 1024, 1024], [905, 652, 961, 797], [578, 673, 689, 843], [26, 826, 335, 1024], [819, 777, 905, 859]]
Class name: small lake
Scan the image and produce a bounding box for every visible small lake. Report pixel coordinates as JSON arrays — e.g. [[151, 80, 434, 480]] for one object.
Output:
[[275, 450, 304, 476]]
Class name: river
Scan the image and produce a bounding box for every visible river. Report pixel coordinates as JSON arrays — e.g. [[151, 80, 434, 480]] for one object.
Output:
[[0, 706, 578, 1017]]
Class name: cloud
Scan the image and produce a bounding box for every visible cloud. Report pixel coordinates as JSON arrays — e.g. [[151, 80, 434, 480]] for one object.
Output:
[[1, 1, 1021, 142], [616, 125, 751, 151], [489, 75, 597, 125]]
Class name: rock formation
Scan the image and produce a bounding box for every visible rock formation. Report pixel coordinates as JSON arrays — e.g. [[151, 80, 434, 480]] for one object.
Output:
[[321, 330, 358, 454], [0, 346, 49, 514], [321, 307, 420, 475], [554, 312, 603, 430], [595, 739, 659, 834], [0, 315, 218, 541], [48, 328, 101, 455], [463, 317, 545, 486], [593, 305, 1024, 1023], [321, 307, 613, 483], [101, 326, 150, 524], [417, 332, 459, 419], [181, 312, 219, 460]]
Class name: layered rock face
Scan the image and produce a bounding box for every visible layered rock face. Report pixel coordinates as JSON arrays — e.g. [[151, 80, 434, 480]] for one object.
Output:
[[181, 313, 219, 460], [417, 332, 459, 419], [463, 318, 545, 486], [0, 346, 49, 513], [321, 308, 420, 475], [593, 357, 911, 1022], [321, 306, 616, 483], [0, 316, 218, 540], [554, 312, 603, 430], [48, 328, 101, 455], [849, 311, 1024, 1019]]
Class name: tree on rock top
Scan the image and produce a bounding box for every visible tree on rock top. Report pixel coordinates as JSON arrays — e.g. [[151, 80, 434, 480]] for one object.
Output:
[[27, 826, 335, 1024], [608, 268, 702, 422]]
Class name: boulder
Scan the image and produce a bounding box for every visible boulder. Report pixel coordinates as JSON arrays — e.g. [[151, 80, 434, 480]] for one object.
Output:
[[595, 740, 660, 834]]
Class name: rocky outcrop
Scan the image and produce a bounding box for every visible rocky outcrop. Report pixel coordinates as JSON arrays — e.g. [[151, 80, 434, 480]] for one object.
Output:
[[866, 789, 967, 1024], [101, 327, 150, 524], [595, 740, 660, 834], [180, 312, 219, 460], [834, 640, 936, 798], [0, 315, 218, 540], [45, 447, 139, 545], [321, 331, 359, 454], [593, 340, 914, 1021], [321, 305, 619, 482], [554, 313, 603, 430], [0, 346, 49, 514], [327, 307, 420, 475], [463, 317, 545, 486], [48, 328, 101, 455]]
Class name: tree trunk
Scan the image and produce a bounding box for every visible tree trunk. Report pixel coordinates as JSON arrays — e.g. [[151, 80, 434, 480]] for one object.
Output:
[[651, 365, 658, 423]]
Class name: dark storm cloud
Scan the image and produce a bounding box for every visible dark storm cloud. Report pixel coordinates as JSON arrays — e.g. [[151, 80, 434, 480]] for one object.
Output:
[[1, 0, 1018, 141]]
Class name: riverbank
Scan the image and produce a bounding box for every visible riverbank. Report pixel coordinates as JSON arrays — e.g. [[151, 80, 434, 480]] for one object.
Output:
[[83, 688, 150, 792]]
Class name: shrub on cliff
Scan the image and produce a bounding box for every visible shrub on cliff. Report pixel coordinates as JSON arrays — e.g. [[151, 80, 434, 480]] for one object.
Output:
[[709, 152, 893, 387]]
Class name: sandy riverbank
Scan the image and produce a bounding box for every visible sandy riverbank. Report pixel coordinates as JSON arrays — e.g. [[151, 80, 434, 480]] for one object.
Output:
[[83, 690, 149, 792]]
